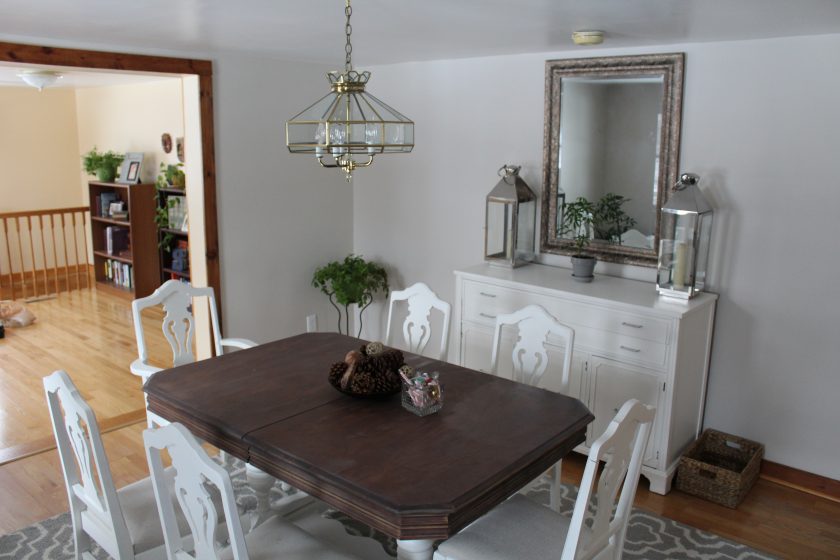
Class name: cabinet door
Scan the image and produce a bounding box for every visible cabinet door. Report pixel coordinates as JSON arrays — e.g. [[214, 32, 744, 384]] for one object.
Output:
[[460, 321, 584, 400], [588, 356, 663, 466], [461, 322, 494, 374]]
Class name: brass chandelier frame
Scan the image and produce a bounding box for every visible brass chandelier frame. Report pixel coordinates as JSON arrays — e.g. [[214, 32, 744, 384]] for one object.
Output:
[[285, 0, 414, 180]]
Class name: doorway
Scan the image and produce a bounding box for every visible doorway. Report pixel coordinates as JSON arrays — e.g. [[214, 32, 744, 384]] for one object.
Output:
[[0, 41, 221, 466]]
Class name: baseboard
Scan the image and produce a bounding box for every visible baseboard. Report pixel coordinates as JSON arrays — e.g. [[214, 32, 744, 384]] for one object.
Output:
[[0, 408, 146, 466], [760, 460, 840, 503]]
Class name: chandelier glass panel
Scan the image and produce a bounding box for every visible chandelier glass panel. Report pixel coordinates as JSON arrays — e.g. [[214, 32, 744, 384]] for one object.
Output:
[[286, 0, 414, 180]]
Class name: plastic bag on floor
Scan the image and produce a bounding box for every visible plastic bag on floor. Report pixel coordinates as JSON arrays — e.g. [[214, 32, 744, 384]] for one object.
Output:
[[0, 300, 37, 327]]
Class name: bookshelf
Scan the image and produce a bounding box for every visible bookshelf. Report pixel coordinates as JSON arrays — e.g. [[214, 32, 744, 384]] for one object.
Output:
[[156, 186, 190, 282], [88, 182, 161, 298]]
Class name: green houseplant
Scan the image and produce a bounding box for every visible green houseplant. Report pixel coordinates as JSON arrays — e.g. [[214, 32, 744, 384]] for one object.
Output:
[[156, 162, 185, 189], [312, 254, 389, 337], [154, 162, 186, 251], [82, 148, 124, 183], [594, 193, 636, 244], [560, 196, 597, 282]]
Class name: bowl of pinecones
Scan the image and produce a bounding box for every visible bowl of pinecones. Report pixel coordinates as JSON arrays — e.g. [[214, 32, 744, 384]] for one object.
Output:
[[328, 341, 404, 398]]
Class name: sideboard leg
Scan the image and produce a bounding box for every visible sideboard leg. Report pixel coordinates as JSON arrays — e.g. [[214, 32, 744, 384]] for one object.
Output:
[[245, 463, 274, 527], [644, 467, 675, 495], [397, 539, 434, 560]]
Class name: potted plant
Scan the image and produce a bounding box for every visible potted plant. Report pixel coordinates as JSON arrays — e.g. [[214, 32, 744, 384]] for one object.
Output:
[[594, 193, 636, 244], [156, 162, 185, 189], [312, 254, 389, 337], [560, 196, 597, 282], [82, 147, 124, 183]]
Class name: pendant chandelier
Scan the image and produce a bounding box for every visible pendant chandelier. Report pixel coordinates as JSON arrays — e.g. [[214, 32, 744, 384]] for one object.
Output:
[[286, 0, 414, 181]]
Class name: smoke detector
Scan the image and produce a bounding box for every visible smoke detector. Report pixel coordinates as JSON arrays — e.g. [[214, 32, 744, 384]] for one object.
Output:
[[572, 30, 604, 46]]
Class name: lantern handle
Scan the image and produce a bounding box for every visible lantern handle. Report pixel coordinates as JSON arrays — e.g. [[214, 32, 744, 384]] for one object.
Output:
[[498, 164, 521, 184], [673, 172, 700, 192]]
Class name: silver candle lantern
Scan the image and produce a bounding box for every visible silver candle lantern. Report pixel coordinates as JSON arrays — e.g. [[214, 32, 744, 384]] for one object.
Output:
[[656, 173, 714, 299], [485, 165, 536, 268]]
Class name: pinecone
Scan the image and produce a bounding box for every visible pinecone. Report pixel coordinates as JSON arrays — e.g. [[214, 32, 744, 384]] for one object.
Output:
[[349, 371, 375, 394], [329, 345, 405, 396], [328, 362, 348, 386]]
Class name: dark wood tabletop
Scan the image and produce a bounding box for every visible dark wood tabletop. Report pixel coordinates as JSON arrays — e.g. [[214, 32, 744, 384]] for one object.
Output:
[[145, 332, 593, 540]]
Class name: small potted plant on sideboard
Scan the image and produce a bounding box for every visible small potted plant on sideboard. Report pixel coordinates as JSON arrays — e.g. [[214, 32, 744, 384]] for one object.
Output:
[[561, 196, 597, 282]]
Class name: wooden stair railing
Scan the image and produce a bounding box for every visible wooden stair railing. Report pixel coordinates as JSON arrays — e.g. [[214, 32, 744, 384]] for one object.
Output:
[[0, 207, 92, 300]]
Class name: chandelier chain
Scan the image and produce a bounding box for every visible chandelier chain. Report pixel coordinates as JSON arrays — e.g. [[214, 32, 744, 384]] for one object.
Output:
[[345, 0, 353, 72]]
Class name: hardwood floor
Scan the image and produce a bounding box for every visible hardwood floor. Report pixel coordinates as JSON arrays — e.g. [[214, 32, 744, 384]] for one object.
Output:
[[0, 290, 838, 558], [0, 287, 168, 461]]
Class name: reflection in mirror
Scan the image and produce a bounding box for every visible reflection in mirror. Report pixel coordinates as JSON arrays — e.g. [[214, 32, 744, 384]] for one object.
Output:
[[541, 54, 684, 266]]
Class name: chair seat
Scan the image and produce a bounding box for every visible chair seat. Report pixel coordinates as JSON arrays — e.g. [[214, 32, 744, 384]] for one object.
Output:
[[219, 515, 363, 560], [434, 494, 590, 560]]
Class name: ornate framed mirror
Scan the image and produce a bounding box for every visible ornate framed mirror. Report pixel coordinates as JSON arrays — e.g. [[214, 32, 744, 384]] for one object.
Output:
[[540, 53, 685, 266]]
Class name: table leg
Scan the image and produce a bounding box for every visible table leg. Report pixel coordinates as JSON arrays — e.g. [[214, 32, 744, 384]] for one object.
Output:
[[245, 463, 274, 527], [397, 539, 435, 560]]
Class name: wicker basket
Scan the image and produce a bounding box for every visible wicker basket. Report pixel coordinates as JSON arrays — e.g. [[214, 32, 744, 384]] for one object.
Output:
[[675, 429, 764, 508]]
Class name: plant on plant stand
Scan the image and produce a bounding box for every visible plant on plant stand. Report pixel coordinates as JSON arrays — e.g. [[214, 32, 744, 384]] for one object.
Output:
[[594, 193, 636, 244], [312, 255, 389, 337], [82, 147, 124, 182], [560, 196, 597, 282]]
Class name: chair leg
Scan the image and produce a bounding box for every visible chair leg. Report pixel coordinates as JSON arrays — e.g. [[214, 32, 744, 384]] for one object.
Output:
[[549, 459, 563, 512]]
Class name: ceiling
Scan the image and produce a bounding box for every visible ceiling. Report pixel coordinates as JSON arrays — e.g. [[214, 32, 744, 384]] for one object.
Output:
[[1, 0, 840, 67]]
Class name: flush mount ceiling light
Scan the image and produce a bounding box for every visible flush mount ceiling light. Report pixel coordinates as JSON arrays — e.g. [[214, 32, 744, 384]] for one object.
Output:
[[286, 0, 414, 181], [17, 70, 63, 91], [572, 30, 605, 46]]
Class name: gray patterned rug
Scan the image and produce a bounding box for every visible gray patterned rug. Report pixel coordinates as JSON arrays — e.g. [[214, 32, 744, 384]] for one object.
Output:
[[0, 461, 776, 559]]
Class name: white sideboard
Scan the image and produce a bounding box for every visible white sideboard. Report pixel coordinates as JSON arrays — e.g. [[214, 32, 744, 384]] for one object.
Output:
[[453, 264, 717, 494]]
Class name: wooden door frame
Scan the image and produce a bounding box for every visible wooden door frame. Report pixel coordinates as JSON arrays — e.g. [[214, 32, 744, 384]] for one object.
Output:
[[0, 41, 223, 312]]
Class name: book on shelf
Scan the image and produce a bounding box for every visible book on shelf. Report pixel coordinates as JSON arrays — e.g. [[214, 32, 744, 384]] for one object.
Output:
[[103, 258, 133, 289], [105, 227, 130, 256]]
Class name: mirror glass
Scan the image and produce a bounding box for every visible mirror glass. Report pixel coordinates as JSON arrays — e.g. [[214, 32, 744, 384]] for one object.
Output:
[[540, 54, 684, 266]]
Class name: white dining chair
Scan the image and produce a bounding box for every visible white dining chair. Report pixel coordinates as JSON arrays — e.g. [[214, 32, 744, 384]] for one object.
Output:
[[131, 280, 256, 428], [490, 303, 575, 511], [385, 281, 451, 361], [434, 399, 655, 560], [44, 369, 228, 560], [143, 422, 364, 560], [130, 280, 287, 521]]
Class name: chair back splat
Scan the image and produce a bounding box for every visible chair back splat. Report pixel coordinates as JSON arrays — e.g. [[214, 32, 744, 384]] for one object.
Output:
[[386, 282, 451, 361], [490, 304, 575, 392], [144, 423, 247, 559]]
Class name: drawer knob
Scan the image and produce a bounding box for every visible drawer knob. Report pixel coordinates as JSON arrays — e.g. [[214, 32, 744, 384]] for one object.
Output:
[[621, 321, 644, 329], [479, 312, 497, 319], [620, 345, 641, 353], [479, 292, 497, 298]]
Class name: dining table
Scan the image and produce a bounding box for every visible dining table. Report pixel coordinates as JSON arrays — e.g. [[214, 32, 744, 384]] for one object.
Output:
[[144, 332, 594, 560]]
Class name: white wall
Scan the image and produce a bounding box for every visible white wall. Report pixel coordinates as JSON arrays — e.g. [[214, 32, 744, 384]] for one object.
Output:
[[75, 79, 184, 189], [213, 53, 354, 342], [354, 34, 840, 479], [0, 87, 82, 212], [0, 87, 82, 274]]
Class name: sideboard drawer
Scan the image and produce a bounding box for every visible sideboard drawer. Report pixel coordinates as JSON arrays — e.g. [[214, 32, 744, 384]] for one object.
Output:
[[463, 279, 670, 343], [575, 326, 669, 368], [462, 281, 537, 326]]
